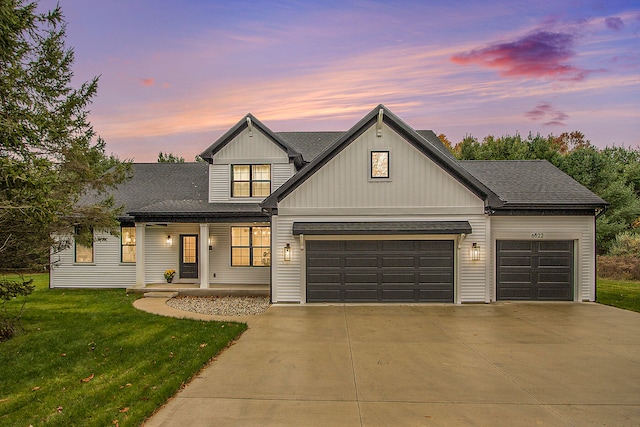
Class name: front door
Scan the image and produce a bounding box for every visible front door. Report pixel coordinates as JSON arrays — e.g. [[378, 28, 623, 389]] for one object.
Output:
[[180, 235, 198, 279]]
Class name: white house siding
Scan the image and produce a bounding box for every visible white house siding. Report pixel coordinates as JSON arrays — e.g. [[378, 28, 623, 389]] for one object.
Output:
[[279, 124, 484, 211], [208, 223, 270, 285], [490, 216, 596, 301], [209, 127, 294, 202], [144, 224, 200, 283], [50, 232, 135, 288]]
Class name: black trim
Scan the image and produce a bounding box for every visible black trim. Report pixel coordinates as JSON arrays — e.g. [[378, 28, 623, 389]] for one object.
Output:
[[490, 208, 599, 216], [293, 221, 472, 235]]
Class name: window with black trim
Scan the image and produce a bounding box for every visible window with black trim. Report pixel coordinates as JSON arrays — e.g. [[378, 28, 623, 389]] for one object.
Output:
[[231, 164, 271, 197], [121, 225, 136, 263], [74, 226, 94, 263], [371, 151, 389, 178], [231, 226, 271, 266]]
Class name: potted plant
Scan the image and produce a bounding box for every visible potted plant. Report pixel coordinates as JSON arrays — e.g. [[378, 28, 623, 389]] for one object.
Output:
[[164, 269, 176, 283]]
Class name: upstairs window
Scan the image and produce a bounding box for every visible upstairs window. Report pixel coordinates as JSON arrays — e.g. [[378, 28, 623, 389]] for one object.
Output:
[[74, 226, 94, 263], [371, 151, 389, 179], [231, 164, 271, 197], [121, 226, 136, 263], [231, 226, 271, 267]]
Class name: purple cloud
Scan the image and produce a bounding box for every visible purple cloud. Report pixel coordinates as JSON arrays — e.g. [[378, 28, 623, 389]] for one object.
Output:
[[451, 31, 588, 81], [605, 17, 624, 31], [525, 103, 569, 126]]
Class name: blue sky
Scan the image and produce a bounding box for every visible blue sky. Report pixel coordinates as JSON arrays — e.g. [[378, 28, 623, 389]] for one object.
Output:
[[40, 0, 640, 161]]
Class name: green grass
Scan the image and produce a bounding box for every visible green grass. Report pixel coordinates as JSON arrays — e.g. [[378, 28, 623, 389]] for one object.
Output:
[[597, 278, 640, 313], [0, 273, 247, 426]]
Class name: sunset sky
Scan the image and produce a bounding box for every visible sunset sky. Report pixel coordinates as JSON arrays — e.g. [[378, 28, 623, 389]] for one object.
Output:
[[40, 0, 640, 161]]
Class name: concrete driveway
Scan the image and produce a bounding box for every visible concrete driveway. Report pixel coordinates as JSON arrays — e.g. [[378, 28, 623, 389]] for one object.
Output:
[[145, 303, 640, 426]]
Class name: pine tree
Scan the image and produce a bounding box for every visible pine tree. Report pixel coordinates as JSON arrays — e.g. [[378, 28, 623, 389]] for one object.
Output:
[[0, 0, 130, 270]]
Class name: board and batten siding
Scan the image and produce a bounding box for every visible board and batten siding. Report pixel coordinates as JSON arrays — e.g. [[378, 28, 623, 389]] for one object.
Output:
[[208, 223, 270, 285], [209, 127, 295, 202], [490, 216, 596, 301], [50, 231, 135, 288], [272, 214, 489, 303], [279, 123, 484, 214]]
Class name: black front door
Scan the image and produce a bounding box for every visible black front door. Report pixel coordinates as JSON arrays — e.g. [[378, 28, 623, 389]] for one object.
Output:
[[180, 235, 198, 279]]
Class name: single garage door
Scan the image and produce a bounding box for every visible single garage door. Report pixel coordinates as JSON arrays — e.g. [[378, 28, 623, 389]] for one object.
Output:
[[306, 240, 454, 303], [496, 240, 574, 301]]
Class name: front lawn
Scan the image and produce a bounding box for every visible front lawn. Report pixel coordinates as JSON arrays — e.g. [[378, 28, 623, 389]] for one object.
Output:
[[597, 278, 640, 313], [0, 273, 247, 426]]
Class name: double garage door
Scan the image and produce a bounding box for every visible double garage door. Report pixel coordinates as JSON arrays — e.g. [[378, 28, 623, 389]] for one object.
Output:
[[306, 240, 454, 303], [305, 238, 575, 303], [496, 240, 574, 301]]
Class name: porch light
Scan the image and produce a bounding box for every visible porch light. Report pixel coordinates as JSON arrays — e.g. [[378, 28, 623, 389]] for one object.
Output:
[[471, 242, 480, 261], [284, 243, 291, 261], [166, 235, 173, 246]]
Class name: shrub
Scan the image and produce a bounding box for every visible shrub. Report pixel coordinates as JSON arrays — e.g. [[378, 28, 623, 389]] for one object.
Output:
[[597, 255, 640, 281], [609, 231, 640, 256], [0, 276, 35, 341]]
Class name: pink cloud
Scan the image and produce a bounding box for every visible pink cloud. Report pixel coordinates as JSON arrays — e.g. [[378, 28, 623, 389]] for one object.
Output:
[[605, 17, 624, 31], [525, 103, 569, 126], [451, 31, 589, 81], [140, 77, 155, 87]]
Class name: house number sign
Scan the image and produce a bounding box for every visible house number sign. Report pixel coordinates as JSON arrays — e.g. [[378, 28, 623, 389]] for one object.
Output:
[[531, 233, 544, 239]]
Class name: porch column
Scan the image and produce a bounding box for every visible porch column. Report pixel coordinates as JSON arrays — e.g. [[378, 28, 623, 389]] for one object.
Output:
[[135, 223, 146, 288], [199, 223, 210, 289]]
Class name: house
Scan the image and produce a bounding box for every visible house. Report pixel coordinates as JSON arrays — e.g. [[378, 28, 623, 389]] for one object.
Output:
[[50, 105, 607, 303]]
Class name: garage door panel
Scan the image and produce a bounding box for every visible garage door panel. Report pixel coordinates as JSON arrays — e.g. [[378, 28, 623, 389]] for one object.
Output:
[[307, 288, 342, 302], [538, 241, 572, 252], [498, 241, 532, 252], [419, 272, 453, 284], [499, 272, 533, 283], [307, 255, 341, 268], [418, 289, 454, 302], [306, 239, 454, 303], [344, 257, 378, 267], [344, 288, 379, 301], [499, 256, 532, 267], [497, 240, 573, 301], [307, 240, 341, 251], [539, 256, 571, 267], [381, 256, 415, 268], [419, 256, 452, 268], [307, 272, 341, 283], [381, 288, 417, 301], [345, 240, 378, 251], [344, 272, 377, 283]]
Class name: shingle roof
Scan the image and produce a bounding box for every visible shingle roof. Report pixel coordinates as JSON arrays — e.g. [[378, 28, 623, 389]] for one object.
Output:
[[276, 131, 344, 162], [109, 163, 266, 221], [459, 160, 607, 209]]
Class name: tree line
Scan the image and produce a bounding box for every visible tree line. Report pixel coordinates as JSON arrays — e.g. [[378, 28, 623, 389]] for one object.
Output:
[[439, 132, 640, 255]]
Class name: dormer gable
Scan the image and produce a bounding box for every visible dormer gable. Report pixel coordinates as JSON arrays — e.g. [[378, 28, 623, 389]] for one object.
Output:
[[200, 113, 304, 168]]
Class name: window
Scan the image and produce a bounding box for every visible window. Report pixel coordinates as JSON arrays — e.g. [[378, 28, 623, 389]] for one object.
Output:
[[231, 226, 270, 266], [121, 226, 136, 263], [371, 151, 389, 179], [74, 226, 94, 263], [231, 164, 271, 197]]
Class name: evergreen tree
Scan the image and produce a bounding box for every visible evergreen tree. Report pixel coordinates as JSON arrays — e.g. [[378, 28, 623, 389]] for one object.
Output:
[[0, 1, 130, 270]]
